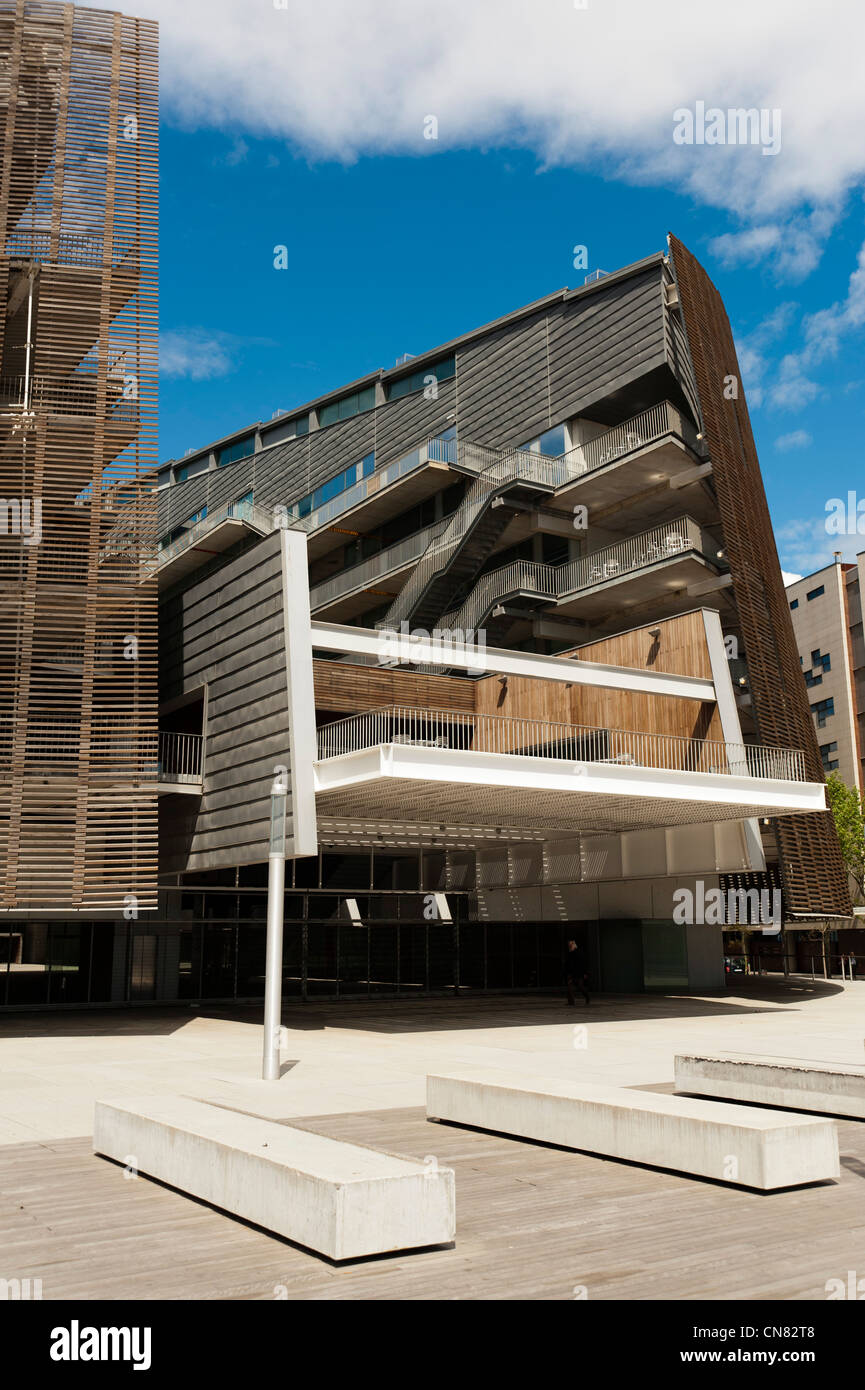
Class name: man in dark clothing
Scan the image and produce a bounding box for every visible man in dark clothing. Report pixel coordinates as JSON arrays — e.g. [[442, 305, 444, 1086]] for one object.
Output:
[[564, 938, 591, 1006]]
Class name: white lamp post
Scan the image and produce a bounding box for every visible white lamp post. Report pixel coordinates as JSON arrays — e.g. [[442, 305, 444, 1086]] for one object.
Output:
[[262, 775, 287, 1080]]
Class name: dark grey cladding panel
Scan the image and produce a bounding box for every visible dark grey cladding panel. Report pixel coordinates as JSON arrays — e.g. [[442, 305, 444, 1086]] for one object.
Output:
[[306, 411, 376, 487], [665, 304, 700, 423], [158, 389, 459, 538], [159, 530, 291, 871], [157, 262, 684, 545], [455, 311, 552, 449], [373, 378, 457, 466], [158, 795, 201, 877], [547, 267, 668, 420]]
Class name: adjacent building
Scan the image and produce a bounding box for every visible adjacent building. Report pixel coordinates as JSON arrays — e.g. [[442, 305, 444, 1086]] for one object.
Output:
[[786, 555, 865, 790], [0, 1, 158, 987]]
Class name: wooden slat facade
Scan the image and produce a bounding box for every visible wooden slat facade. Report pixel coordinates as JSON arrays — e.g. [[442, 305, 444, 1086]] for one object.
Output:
[[0, 0, 158, 910], [313, 658, 477, 716], [668, 236, 849, 915]]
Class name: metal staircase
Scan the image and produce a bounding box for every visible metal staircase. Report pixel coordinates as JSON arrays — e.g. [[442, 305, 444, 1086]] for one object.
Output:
[[377, 442, 578, 632]]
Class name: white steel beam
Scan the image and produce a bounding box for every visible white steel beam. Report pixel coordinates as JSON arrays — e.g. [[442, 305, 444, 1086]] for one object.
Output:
[[310, 620, 716, 702]]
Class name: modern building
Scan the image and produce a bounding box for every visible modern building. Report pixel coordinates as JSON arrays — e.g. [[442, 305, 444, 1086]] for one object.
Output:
[[0, 1, 158, 971], [0, 226, 851, 1007], [786, 555, 865, 790]]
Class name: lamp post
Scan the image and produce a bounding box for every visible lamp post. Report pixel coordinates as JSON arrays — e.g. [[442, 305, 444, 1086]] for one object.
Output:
[[262, 774, 287, 1081]]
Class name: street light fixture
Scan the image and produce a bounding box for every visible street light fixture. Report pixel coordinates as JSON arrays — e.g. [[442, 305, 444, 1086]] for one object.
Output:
[[262, 771, 287, 1081]]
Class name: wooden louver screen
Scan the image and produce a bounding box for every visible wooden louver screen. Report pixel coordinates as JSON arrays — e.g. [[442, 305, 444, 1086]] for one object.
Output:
[[0, 0, 158, 911], [668, 234, 849, 917]]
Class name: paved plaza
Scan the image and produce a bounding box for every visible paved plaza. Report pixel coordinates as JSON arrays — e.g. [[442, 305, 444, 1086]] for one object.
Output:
[[1, 979, 864, 1299]]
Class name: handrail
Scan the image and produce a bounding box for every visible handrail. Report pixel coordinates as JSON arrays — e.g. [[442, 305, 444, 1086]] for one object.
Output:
[[291, 434, 457, 534], [377, 443, 576, 629], [439, 515, 716, 634], [158, 731, 203, 782], [316, 705, 807, 781], [377, 401, 700, 630], [148, 498, 274, 571], [309, 520, 442, 610], [0, 723, 203, 783]]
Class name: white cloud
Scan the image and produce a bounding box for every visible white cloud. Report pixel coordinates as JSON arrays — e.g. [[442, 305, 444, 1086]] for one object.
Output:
[[757, 236, 865, 409], [160, 330, 234, 380], [734, 302, 797, 407], [709, 207, 840, 282], [775, 516, 859, 577], [781, 570, 803, 586], [775, 429, 812, 451], [87, 0, 865, 265]]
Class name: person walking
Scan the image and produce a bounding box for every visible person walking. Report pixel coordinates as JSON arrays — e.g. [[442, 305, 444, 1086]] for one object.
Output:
[[564, 938, 591, 1006]]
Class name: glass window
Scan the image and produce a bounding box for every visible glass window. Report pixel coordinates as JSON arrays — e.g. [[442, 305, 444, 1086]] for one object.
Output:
[[388, 355, 456, 401], [790, 598, 799, 609], [289, 451, 375, 520], [319, 385, 376, 429], [806, 585, 825, 601], [520, 423, 567, 457], [819, 741, 839, 772], [176, 456, 209, 483], [217, 434, 255, 468], [811, 697, 835, 728]]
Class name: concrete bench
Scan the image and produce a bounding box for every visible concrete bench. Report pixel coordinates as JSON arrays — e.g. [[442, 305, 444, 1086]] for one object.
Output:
[[427, 1070, 839, 1191], [675, 1052, 865, 1120], [94, 1096, 455, 1261]]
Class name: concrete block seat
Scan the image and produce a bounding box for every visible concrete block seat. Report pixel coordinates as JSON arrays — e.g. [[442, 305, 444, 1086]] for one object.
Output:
[[426, 1070, 839, 1191], [675, 1052, 865, 1120], [94, 1096, 455, 1261]]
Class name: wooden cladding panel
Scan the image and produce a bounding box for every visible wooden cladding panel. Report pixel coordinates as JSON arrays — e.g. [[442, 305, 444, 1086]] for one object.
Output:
[[561, 610, 714, 680], [669, 235, 849, 915], [474, 613, 721, 744], [313, 660, 476, 716], [0, 1, 158, 911]]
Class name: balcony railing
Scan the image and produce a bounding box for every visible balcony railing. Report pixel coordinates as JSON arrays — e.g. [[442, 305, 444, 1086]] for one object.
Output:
[[316, 706, 808, 782], [158, 731, 203, 784], [309, 520, 442, 611], [378, 403, 701, 630], [440, 515, 719, 634], [0, 373, 132, 416], [3, 230, 139, 267], [149, 497, 274, 573], [559, 400, 701, 480], [292, 434, 458, 534]]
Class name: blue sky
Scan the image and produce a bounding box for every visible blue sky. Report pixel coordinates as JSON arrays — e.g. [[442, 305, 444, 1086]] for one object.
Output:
[[143, 0, 865, 582]]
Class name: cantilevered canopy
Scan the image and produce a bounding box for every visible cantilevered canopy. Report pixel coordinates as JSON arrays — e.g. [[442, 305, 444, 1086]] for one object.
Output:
[[314, 741, 825, 838]]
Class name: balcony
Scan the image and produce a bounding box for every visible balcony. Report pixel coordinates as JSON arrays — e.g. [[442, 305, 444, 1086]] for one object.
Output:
[[313, 705, 822, 836], [440, 515, 724, 634], [309, 521, 442, 619], [157, 732, 202, 792], [543, 400, 710, 527], [146, 498, 275, 584], [294, 435, 459, 561]]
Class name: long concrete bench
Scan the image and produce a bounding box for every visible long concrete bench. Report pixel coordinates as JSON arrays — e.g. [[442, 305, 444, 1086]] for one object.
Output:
[[426, 1070, 839, 1190], [675, 1052, 865, 1119], [94, 1096, 455, 1261]]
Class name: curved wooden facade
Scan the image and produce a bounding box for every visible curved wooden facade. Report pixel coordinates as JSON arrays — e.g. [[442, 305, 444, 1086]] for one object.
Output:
[[668, 234, 850, 916]]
